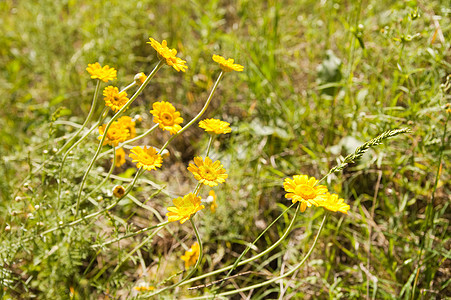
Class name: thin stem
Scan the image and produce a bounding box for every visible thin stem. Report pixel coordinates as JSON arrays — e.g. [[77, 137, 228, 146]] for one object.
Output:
[[80, 146, 116, 203], [205, 135, 214, 157], [57, 107, 109, 210], [75, 61, 163, 217], [191, 213, 328, 299], [121, 82, 136, 93], [57, 80, 101, 155], [148, 218, 203, 297], [213, 203, 298, 293], [158, 71, 224, 154], [180, 203, 297, 287]]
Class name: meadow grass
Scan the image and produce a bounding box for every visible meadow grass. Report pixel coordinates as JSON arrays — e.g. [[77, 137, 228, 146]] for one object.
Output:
[[0, 0, 449, 299]]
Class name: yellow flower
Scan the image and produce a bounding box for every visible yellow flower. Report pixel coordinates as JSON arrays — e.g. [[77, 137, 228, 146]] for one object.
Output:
[[212, 55, 244, 72], [181, 242, 200, 269], [147, 38, 188, 72], [103, 86, 129, 112], [117, 116, 136, 139], [150, 101, 183, 135], [199, 118, 232, 134], [113, 148, 126, 167], [86, 62, 117, 82], [134, 286, 155, 292], [112, 185, 126, 198], [129, 146, 163, 171], [208, 190, 218, 213], [98, 122, 129, 146], [134, 72, 147, 84], [166, 193, 205, 224], [283, 175, 328, 212], [188, 156, 228, 187], [318, 193, 350, 214]]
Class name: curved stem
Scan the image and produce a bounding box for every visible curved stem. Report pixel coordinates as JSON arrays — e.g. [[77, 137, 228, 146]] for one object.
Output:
[[80, 146, 116, 203], [57, 108, 109, 210], [180, 203, 297, 287], [121, 82, 136, 93], [75, 61, 163, 217], [57, 80, 101, 155], [191, 212, 328, 299], [158, 71, 224, 154], [148, 218, 203, 297]]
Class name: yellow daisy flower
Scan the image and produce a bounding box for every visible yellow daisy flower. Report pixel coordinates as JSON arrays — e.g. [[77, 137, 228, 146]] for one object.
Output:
[[103, 86, 129, 112], [181, 242, 200, 268], [129, 146, 163, 171], [147, 38, 188, 72], [113, 148, 126, 167], [166, 193, 205, 224], [318, 193, 350, 214], [208, 190, 218, 213], [134, 72, 147, 84], [283, 175, 328, 212], [199, 118, 232, 134], [188, 156, 228, 187], [150, 101, 183, 135], [117, 116, 136, 139], [86, 62, 117, 82], [112, 185, 126, 198], [212, 55, 244, 72], [98, 122, 129, 147]]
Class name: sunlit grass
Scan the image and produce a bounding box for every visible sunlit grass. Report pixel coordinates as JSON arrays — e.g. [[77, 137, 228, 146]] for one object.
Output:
[[0, 0, 449, 299]]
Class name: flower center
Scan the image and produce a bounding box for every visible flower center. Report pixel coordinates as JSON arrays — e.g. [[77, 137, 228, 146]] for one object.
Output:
[[142, 153, 155, 164], [113, 95, 120, 103], [295, 184, 316, 199], [161, 112, 174, 125], [200, 166, 217, 181]]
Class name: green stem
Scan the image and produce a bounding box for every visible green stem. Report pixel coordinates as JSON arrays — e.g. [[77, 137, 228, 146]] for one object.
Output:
[[205, 135, 214, 157], [121, 82, 136, 93], [57, 80, 101, 155], [57, 107, 109, 210], [75, 61, 163, 217], [191, 212, 328, 299], [158, 71, 224, 154], [148, 218, 203, 297], [80, 146, 116, 203], [180, 203, 297, 287]]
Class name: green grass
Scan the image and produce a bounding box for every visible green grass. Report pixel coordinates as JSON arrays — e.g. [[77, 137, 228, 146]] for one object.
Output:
[[0, 0, 449, 299]]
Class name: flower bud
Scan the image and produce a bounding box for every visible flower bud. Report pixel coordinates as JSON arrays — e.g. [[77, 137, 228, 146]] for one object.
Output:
[[134, 72, 147, 85], [113, 185, 126, 198]]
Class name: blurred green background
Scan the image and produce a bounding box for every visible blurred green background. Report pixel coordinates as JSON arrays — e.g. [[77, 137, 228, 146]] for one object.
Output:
[[0, 0, 449, 298]]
